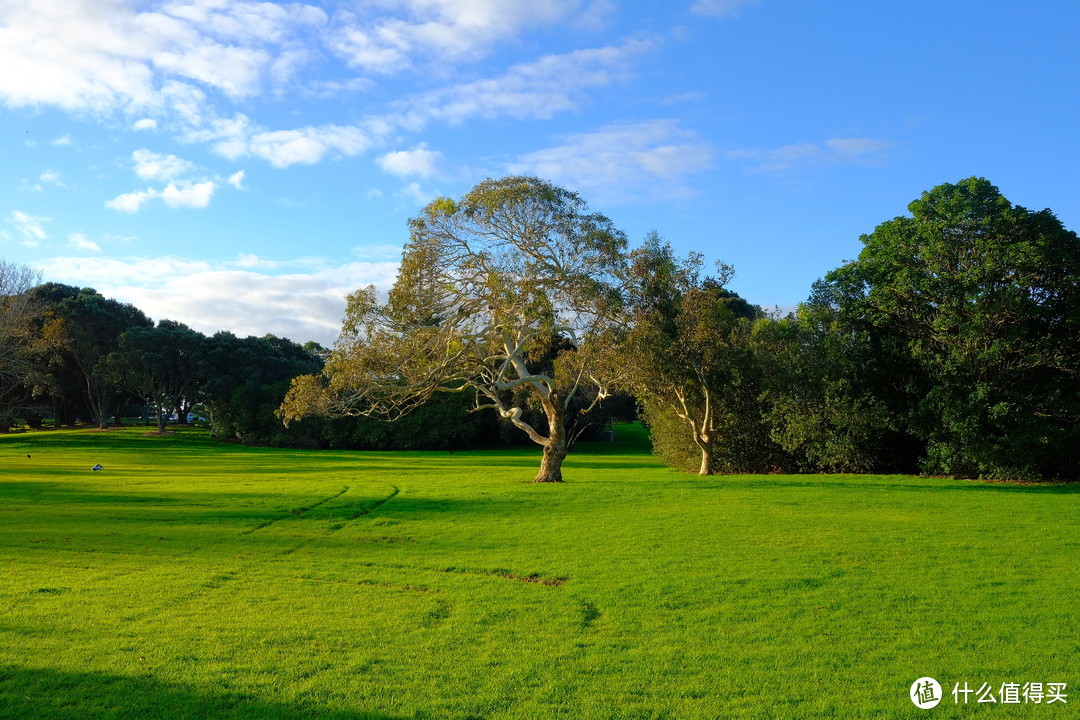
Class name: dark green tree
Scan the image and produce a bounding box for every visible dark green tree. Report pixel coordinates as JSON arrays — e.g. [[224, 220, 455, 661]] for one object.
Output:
[[30, 284, 152, 428], [201, 332, 324, 445], [826, 177, 1080, 478], [753, 282, 921, 473], [109, 320, 206, 432]]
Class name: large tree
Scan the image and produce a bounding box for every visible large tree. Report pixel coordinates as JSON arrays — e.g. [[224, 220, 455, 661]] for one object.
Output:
[[753, 282, 921, 474], [826, 177, 1080, 478], [281, 176, 626, 482], [33, 284, 153, 429]]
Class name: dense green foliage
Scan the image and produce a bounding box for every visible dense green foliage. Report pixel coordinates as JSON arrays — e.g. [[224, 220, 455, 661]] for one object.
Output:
[[2, 426, 1076, 719], [2, 176, 1077, 479], [818, 177, 1080, 479], [637, 178, 1079, 480], [0, 280, 588, 452], [31, 283, 153, 429]]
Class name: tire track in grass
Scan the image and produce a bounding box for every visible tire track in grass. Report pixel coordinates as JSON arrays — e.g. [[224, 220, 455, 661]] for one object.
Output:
[[240, 485, 350, 535], [328, 484, 400, 531], [350, 560, 570, 588], [130, 483, 395, 619], [278, 484, 400, 556]]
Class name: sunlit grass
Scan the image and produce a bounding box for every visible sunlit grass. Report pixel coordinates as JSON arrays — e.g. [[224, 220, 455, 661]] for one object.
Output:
[[1, 424, 1077, 719]]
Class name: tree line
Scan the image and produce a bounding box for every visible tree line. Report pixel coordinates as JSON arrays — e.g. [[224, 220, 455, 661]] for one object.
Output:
[[0, 269, 611, 450], [3, 175, 1077, 481], [0, 276, 315, 440], [281, 176, 1079, 482]]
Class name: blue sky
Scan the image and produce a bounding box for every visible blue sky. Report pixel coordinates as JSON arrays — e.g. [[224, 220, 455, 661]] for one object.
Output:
[[2, 0, 1078, 346]]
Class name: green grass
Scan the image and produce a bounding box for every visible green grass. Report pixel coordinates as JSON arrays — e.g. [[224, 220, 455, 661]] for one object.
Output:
[[1, 424, 1077, 719]]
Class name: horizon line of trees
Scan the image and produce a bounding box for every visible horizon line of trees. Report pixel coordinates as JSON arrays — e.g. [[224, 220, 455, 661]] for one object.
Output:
[[281, 175, 1079, 482], [4, 175, 1078, 481]]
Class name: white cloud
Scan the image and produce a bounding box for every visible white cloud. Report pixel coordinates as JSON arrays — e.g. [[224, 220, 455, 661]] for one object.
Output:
[[153, 44, 269, 100], [132, 149, 196, 181], [729, 137, 896, 173], [106, 188, 158, 214], [824, 137, 896, 158], [21, 170, 66, 193], [0, 1, 648, 172], [35, 255, 216, 286], [0, 0, 326, 119], [509, 120, 712, 201], [305, 76, 375, 98], [33, 254, 400, 346], [8, 210, 50, 240], [52, 134, 74, 147], [328, 0, 586, 73], [234, 253, 279, 269], [227, 170, 246, 189], [198, 119, 375, 168], [398, 182, 436, 206], [67, 232, 101, 252], [39, 170, 65, 186], [401, 40, 650, 126], [575, 0, 617, 31], [376, 143, 442, 178], [106, 180, 217, 213], [161, 180, 216, 208], [691, 0, 759, 18], [250, 126, 369, 167]]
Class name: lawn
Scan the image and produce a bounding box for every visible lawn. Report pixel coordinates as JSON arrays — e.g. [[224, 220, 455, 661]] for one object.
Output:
[[0, 425, 1076, 719]]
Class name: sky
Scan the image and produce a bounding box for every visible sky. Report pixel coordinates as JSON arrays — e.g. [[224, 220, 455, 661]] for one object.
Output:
[[2, 0, 1078, 347]]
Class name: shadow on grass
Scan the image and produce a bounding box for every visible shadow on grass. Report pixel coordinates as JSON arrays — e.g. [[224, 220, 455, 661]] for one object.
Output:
[[682, 476, 1080, 495], [1, 665, 419, 720]]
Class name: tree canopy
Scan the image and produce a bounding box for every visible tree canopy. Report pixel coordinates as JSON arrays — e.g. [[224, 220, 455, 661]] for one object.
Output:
[[823, 177, 1080, 478], [605, 234, 765, 474], [281, 176, 627, 482]]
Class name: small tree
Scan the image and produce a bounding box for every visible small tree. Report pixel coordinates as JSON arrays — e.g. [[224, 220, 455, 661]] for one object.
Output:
[[606, 235, 766, 475], [281, 176, 626, 482], [0, 261, 51, 429]]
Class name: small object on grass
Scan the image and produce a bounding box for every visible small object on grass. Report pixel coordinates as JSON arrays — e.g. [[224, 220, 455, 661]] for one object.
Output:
[[91, 464, 104, 471], [27, 454, 30, 459]]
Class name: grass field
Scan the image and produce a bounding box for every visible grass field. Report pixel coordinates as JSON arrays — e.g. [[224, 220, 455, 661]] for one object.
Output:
[[0, 424, 1076, 719]]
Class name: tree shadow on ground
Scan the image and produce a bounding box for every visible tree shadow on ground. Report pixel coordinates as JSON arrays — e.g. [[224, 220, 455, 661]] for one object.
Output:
[[0, 665, 421, 720], [682, 476, 1080, 495]]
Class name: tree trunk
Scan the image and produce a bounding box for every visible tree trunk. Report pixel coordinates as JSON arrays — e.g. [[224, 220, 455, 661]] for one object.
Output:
[[533, 397, 568, 483], [535, 439, 568, 483], [698, 446, 714, 475]]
